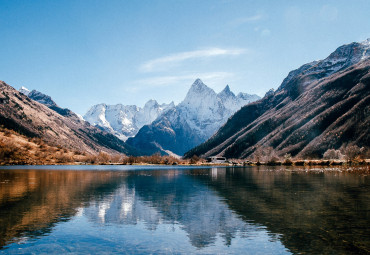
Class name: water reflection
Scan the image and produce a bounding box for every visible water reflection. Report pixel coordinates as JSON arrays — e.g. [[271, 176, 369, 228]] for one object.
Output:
[[0, 166, 369, 254], [83, 170, 257, 248], [201, 167, 370, 254], [0, 170, 124, 248]]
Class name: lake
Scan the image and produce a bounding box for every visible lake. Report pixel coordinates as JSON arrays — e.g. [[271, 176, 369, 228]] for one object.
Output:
[[0, 165, 369, 254]]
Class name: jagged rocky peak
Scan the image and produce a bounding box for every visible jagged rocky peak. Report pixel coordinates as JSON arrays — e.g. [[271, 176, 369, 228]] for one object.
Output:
[[144, 99, 159, 108], [238, 92, 260, 102], [167, 101, 175, 108], [184, 39, 370, 160], [264, 88, 275, 97], [181, 78, 260, 113], [181, 79, 217, 107], [127, 78, 261, 156], [279, 38, 370, 91], [192, 78, 207, 89], [2, 81, 138, 156], [19, 86, 30, 96], [17, 87, 77, 118], [28, 90, 57, 107], [218, 85, 235, 98], [84, 99, 175, 141], [319, 39, 370, 68], [187, 78, 213, 94], [84, 104, 107, 120]]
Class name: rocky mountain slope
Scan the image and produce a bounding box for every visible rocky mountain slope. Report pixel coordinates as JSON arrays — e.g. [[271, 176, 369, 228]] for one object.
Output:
[[0, 81, 139, 156], [185, 39, 370, 159], [127, 79, 260, 156], [20, 87, 78, 118], [84, 100, 175, 141]]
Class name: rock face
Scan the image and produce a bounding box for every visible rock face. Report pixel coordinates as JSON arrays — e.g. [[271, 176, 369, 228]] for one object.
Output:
[[19, 86, 30, 96], [84, 100, 175, 141], [1, 81, 139, 155], [184, 39, 370, 159], [20, 87, 76, 117], [279, 38, 370, 91], [126, 79, 260, 156]]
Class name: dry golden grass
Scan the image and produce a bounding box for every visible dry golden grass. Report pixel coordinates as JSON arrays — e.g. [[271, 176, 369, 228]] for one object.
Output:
[[1, 126, 368, 168], [0, 127, 184, 165], [0, 127, 98, 165]]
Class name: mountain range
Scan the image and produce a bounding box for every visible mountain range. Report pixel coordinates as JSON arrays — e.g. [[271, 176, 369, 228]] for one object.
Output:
[[185, 39, 370, 159], [1, 39, 369, 161], [126, 79, 260, 156], [0, 82, 139, 156], [19, 86, 80, 118], [84, 100, 175, 141]]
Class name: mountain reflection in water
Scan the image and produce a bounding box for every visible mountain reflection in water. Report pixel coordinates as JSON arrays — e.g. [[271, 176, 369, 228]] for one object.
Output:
[[0, 166, 369, 254]]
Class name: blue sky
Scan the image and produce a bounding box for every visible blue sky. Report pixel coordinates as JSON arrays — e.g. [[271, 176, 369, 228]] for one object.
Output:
[[1, 0, 369, 115]]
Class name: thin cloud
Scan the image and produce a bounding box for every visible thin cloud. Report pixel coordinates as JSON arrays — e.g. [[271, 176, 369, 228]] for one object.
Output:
[[254, 27, 272, 37], [135, 72, 235, 88], [230, 14, 264, 26], [140, 48, 247, 72], [261, 28, 271, 37]]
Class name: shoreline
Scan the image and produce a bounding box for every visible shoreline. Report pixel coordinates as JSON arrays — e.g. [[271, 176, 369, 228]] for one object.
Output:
[[0, 161, 369, 174], [1, 159, 369, 166]]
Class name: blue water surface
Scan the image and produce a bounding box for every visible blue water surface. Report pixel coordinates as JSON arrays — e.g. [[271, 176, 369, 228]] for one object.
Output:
[[0, 165, 368, 254]]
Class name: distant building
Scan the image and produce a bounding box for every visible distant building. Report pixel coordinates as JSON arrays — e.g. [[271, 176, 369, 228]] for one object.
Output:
[[207, 156, 227, 163]]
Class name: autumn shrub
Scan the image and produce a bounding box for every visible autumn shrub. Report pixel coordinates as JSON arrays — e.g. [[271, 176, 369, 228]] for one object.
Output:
[[56, 153, 73, 163], [83, 154, 98, 164], [323, 149, 344, 160], [253, 146, 281, 163], [124, 156, 137, 164], [23, 143, 33, 151], [110, 154, 122, 163], [95, 152, 110, 164], [147, 153, 161, 164], [0, 141, 18, 159], [341, 145, 367, 163], [190, 155, 200, 164], [282, 153, 293, 165]]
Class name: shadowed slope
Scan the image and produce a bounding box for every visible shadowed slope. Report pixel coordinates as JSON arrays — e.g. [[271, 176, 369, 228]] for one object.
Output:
[[0, 81, 140, 156], [185, 57, 369, 159]]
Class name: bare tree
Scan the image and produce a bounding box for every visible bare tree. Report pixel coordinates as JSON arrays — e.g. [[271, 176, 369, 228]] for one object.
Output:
[[341, 145, 365, 162], [323, 149, 344, 160]]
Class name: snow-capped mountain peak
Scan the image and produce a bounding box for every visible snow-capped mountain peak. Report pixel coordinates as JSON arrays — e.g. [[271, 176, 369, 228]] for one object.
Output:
[[192, 78, 206, 89], [278, 38, 370, 91], [84, 100, 175, 141], [219, 84, 234, 96], [19, 87, 58, 108], [127, 79, 261, 156], [144, 99, 159, 109], [19, 86, 30, 96], [181, 79, 218, 110], [28, 90, 57, 107], [186, 79, 214, 96]]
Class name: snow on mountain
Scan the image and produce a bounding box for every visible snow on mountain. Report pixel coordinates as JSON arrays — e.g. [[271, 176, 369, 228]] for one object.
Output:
[[19, 87, 57, 107], [126, 79, 261, 156], [19, 86, 30, 96], [278, 38, 370, 91], [185, 39, 370, 160], [84, 100, 175, 141], [18, 87, 78, 118], [177, 79, 260, 141], [27, 90, 58, 107]]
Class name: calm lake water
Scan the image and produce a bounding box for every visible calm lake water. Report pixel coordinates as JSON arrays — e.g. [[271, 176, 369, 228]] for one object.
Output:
[[0, 165, 369, 254]]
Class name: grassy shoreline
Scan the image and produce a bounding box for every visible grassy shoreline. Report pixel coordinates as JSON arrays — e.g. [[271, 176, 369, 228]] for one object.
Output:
[[1, 126, 369, 174]]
